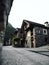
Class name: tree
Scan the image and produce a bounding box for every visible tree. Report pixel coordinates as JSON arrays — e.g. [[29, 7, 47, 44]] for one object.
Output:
[[4, 23, 16, 45]]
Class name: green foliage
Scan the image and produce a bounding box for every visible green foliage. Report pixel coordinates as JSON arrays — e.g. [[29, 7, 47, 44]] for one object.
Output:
[[4, 23, 16, 41]]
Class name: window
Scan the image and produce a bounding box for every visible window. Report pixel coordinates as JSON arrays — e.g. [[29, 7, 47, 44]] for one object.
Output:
[[35, 30, 40, 34], [43, 29, 47, 35]]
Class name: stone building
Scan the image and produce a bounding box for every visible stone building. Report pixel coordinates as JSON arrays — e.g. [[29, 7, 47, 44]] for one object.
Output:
[[12, 28, 21, 47], [0, 0, 13, 45], [21, 20, 49, 48]]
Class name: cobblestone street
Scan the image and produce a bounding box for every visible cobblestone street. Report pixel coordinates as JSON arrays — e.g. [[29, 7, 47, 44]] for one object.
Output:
[[1, 46, 49, 65]]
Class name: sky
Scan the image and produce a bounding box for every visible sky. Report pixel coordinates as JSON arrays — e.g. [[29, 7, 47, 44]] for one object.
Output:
[[8, 0, 49, 28]]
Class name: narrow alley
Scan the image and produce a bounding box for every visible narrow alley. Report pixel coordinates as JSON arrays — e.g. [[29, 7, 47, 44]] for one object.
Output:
[[2, 46, 49, 65]]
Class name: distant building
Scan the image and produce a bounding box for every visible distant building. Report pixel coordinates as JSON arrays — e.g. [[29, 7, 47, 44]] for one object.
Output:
[[12, 28, 21, 47], [21, 20, 49, 48]]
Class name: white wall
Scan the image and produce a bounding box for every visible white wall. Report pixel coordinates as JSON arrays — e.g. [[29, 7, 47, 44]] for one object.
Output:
[[25, 31, 31, 48]]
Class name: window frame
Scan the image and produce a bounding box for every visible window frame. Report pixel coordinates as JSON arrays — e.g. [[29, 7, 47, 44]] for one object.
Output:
[[43, 29, 47, 35]]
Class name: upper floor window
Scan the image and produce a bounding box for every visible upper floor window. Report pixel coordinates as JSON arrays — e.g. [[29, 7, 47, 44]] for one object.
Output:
[[43, 29, 47, 35]]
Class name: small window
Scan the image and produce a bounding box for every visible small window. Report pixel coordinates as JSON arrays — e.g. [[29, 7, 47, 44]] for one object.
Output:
[[43, 29, 47, 35], [36, 30, 40, 34]]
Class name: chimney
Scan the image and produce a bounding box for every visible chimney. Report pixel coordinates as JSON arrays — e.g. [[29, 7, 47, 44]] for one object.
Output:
[[44, 21, 49, 27]]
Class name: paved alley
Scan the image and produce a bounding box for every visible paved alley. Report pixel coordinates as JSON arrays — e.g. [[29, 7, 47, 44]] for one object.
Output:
[[2, 46, 49, 65]]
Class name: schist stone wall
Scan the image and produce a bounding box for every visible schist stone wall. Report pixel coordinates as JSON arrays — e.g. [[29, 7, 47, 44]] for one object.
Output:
[[34, 27, 49, 47], [47, 29, 49, 44]]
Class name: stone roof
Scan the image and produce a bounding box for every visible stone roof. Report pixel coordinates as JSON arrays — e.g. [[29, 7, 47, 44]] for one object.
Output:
[[23, 20, 49, 29]]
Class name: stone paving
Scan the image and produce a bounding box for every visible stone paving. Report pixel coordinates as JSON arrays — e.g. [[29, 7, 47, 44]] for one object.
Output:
[[25, 45, 49, 56], [1, 46, 49, 65]]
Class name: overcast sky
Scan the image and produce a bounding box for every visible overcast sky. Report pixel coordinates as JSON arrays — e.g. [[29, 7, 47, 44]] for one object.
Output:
[[8, 0, 49, 28]]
